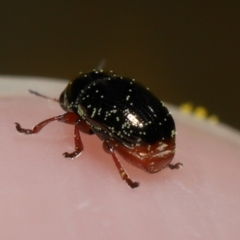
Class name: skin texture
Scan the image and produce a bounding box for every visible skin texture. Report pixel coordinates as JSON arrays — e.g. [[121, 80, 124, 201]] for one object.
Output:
[[1, 77, 240, 240]]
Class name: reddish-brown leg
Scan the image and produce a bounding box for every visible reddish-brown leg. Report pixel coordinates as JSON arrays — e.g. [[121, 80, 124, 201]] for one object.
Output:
[[103, 140, 139, 189], [15, 112, 80, 134], [15, 112, 92, 159], [62, 124, 83, 159], [168, 162, 183, 169]]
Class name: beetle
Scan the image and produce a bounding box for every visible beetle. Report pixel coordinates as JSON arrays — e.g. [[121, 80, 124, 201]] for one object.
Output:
[[15, 70, 182, 188]]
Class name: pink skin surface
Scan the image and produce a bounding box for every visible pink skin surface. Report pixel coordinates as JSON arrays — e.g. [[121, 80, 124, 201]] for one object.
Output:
[[1, 77, 240, 240]]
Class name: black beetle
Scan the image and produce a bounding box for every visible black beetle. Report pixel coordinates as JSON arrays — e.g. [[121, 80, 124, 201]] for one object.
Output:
[[15, 70, 182, 188]]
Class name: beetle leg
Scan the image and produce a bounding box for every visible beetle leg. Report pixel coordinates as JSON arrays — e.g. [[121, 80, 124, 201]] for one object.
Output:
[[62, 124, 83, 159], [15, 112, 80, 134], [168, 162, 183, 169], [15, 113, 88, 159], [103, 140, 139, 189]]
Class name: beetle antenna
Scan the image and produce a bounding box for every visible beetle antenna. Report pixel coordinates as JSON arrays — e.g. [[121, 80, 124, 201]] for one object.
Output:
[[96, 59, 106, 70], [28, 89, 59, 102]]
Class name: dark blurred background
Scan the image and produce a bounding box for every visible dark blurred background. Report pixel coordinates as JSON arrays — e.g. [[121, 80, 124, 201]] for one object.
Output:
[[1, 1, 240, 130]]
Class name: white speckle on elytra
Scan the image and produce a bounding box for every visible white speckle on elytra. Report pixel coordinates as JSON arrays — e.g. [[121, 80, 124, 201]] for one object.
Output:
[[126, 95, 130, 101], [101, 95, 104, 98], [91, 108, 97, 118], [171, 130, 177, 137]]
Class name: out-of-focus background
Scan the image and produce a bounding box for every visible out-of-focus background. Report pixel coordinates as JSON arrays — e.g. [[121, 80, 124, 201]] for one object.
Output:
[[1, 1, 239, 130]]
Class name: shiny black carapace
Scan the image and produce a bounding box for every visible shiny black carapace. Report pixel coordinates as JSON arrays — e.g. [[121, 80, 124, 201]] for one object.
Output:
[[15, 70, 182, 188]]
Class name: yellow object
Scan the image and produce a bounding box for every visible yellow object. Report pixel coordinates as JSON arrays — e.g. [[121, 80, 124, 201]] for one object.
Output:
[[180, 103, 219, 123], [208, 115, 219, 124], [179, 103, 193, 114], [193, 106, 208, 119]]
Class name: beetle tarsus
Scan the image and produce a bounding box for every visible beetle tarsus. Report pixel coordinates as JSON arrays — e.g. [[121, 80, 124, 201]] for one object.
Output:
[[15, 122, 34, 134], [62, 151, 82, 159], [168, 162, 183, 169], [126, 179, 140, 189]]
